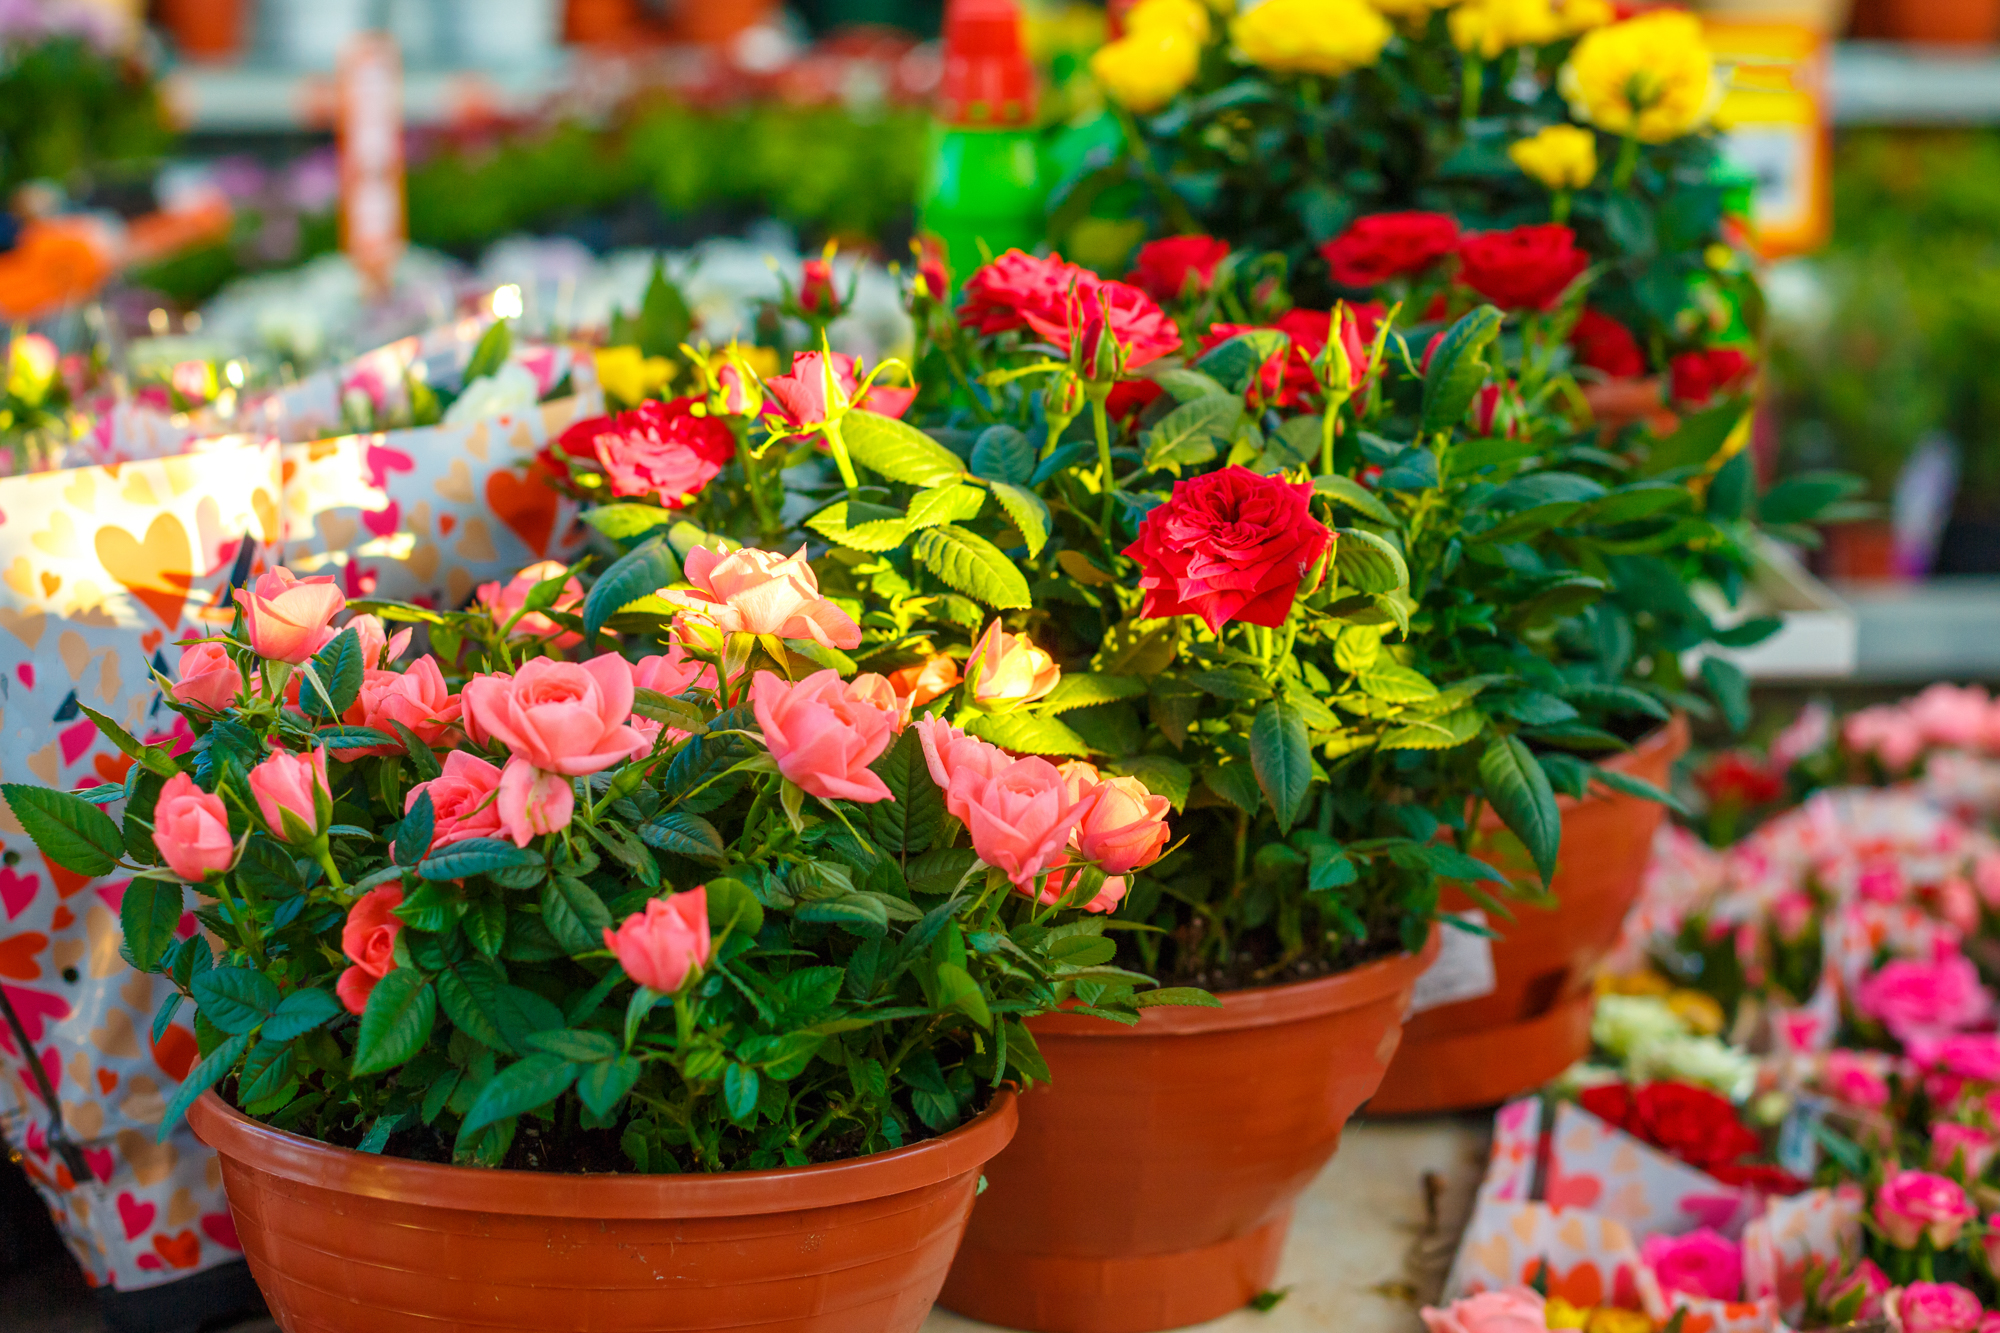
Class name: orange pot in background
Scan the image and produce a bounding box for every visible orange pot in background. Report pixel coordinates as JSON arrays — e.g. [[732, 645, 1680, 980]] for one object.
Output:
[[673, 0, 776, 43], [1581, 377, 1679, 440], [157, 0, 246, 61], [564, 0, 640, 43], [189, 1090, 1017, 1333], [1369, 716, 1690, 1116], [1881, 0, 2000, 42], [940, 933, 1439, 1333]]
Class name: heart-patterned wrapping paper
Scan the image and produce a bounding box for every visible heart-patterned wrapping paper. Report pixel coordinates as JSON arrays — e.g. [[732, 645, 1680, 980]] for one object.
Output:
[[0, 437, 283, 1291]]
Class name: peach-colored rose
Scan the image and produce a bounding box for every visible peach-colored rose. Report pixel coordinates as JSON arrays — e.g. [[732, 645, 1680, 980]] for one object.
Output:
[[1419, 1288, 1546, 1333], [968, 620, 1060, 710], [248, 747, 330, 842], [496, 756, 575, 846], [629, 643, 717, 748], [958, 753, 1089, 890], [461, 654, 648, 776], [404, 752, 504, 850], [661, 545, 861, 649], [171, 642, 243, 713], [750, 669, 898, 803], [336, 884, 404, 1014], [1874, 1169, 1976, 1248], [343, 613, 414, 670], [234, 567, 345, 664], [887, 654, 961, 713], [151, 772, 233, 881], [1036, 866, 1129, 914], [844, 673, 904, 728], [333, 657, 463, 760], [474, 560, 584, 649], [604, 889, 711, 992], [915, 717, 1013, 823], [1073, 773, 1172, 875]]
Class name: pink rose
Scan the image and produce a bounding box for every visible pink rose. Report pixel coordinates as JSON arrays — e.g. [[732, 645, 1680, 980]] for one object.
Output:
[[968, 620, 1060, 711], [1036, 866, 1129, 914], [1858, 862, 1908, 903], [496, 756, 575, 846], [958, 753, 1089, 891], [604, 889, 711, 992], [1845, 705, 1927, 772], [761, 350, 916, 431], [404, 752, 505, 850], [661, 545, 861, 649], [1911, 684, 1993, 750], [750, 669, 898, 804], [1978, 853, 2000, 910], [1821, 1049, 1892, 1111], [1072, 772, 1172, 876], [333, 656, 463, 760], [1828, 1260, 1889, 1321], [336, 884, 404, 1014], [1418, 1288, 1545, 1333], [150, 772, 233, 881], [474, 560, 584, 649], [1891, 1282, 1985, 1333], [1933, 1123, 2000, 1180], [1907, 1033, 2000, 1084], [1874, 1169, 1976, 1248], [1771, 890, 1814, 941], [248, 747, 330, 842], [171, 642, 243, 713], [628, 644, 716, 748], [1641, 1228, 1741, 1302], [590, 397, 737, 508], [234, 567, 345, 664], [1940, 876, 1982, 935], [461, 654, 648, 776], [1856, 952, 1991, 1039], [343, 612, 412, 670], [915, 717, 1013, 824], [1984, 1214, 2000, 1282]]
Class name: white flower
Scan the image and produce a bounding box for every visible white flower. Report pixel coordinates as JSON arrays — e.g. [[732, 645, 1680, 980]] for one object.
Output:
[[1631, 1034, 1759, 1101], [444, 361, 540, 426], [1591, 993, 1689, 1061]]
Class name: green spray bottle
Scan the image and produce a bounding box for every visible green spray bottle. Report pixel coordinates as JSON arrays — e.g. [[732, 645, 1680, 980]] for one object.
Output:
[[919, 0, 1043, 292]]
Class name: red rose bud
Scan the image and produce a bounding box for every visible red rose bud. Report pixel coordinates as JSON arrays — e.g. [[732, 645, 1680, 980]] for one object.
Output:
[[1572, 308, 1647, 379], [913, 234, 952, 303], [959, 249, 1182, 372], [1319, 212, 1461, 288], [800, 255, 841, 317], [1123, 466, 1334, 633], [1670, 347, 1754, 407], [1201, 304, 1383, 410], [1456, 224, 1589, 312], [1126, 235, 1231, 304]]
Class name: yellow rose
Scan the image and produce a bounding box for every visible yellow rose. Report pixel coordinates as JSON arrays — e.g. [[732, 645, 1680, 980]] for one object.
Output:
[[1544, 1298, 1590, 1331], [1126, 0, 1212, 41], [1370, 0, 1445, 17], [1232, 0, 1393, 77], [1508, 124, 1598, 190], [1585, 1311, 1654, 1333], [1554, 0, 1613, 33], [1092, 26, 1202, 111], [1559, 10, 1717, 143], [1448, 0, 1562, 58], [1666, 988, 1726, 1036], [593, 344, 677, 409]]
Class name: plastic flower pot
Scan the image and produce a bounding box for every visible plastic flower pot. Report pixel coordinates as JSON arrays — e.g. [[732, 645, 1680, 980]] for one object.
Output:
[[1883, 0, 2000, 43], [158, 0, 247, 61], [186, 1089, 1017, 1332], [938, 931, 1440, 1333], [1369, 715, 1691, 1115]]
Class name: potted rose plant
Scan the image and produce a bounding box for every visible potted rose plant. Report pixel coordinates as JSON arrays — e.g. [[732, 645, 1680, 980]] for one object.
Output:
[[1, 545, 1193, 1332]]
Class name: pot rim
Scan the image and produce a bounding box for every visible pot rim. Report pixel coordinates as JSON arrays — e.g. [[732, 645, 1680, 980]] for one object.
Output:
[[1030, 922, 1442, 1038], [186, 1086, 1017, 1219]]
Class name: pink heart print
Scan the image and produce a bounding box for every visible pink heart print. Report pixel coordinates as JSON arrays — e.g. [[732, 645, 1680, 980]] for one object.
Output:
[[117, 1192, 157, 1240]]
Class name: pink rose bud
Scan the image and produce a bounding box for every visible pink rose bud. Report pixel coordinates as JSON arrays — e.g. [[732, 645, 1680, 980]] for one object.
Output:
[[750, 669, 898, 804], [496, 756, 575, 847], [604, 889, 711, 992], [915, 717, 1013, 824], [1891, 1281, 1985, 1333], [1828, 1260, 1890, 1321], [403, 752, 505, 851], [461, 654, 649, 776], [1875, 1169, 1976, 1249], [150, 772, 233, 881], [843, 672, 905, 728], [886, 654, 961, 712], [248, 747, 331, 843], [171, 642, 243, 713], [1932, 1123, 2000, 1181], [342, 612, 411, 670], [958, 753, 1089, 891], [336, 884, 405, 1014], [968, 620, 1060, 711], [799, 255, 841, 316], [1072, 772, 1172, 876], [661, 545, 862, 649], [474, 560, 585, 649], [234, 567, 346, 664], [1418, 1287, 1546, 1333], [1640, 1228, 1742, 1303]]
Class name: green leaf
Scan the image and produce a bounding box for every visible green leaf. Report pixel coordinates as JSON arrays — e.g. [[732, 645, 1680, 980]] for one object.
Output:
[[1133, 987, 1223, 1008], [237, 1039, 296, 1107], [583, 535, 681, 641], [527, 1028, 620, 1062], [807, 500, 908, 553], [1479, 736, 1560, 886], [970, 425, 1034, 483], [841, 410, 965, 487], [934, 961, 992, 1029], [1421, 306, 1503, 437], [1189, 667, 1271, 701], [1357, 661, 1438, 702], [1115, 754, 1192, 810], [723, 1063, 759, 1123], [1194, 330, 1288, 395], [301, 628, 365, 720], [1312, 474, 1396, 525], [542, 877, 613, 955], [583, 504, 676, 541], [866, 731, 944, 858], [1143, 395, 1241, 470], [119, 880, 184, 972], [1643, 400, 1750, 476], [638, 812, 727, 863], [262, 988, 343, 1042], [1760, 470, 1866, 526], [577, 1057, 642, 1119], [611, 259, 692, 360], [912, 525, 1031, 609], [4, 784, 124, 877], [989, 482, 1051, 558], [704, 878, 766, 938], [159, 1031, 252, 1136], [1589, 763, 1688, 815], [418, 838, 541, 881], [1335, 529, 1408, 595], [76, 702, 177, 777], [191, 967, 281, 1036], [796, 895, 890, 937], [1038, 673, 1148, 714], [462, 316, 513, 384], [351, 969, 436, 1075], [1203, 760, 1262, 816], [906, 483, 986, 530], [461, 1054, 580, 1135], [964, 711, 1091, 757], [1701, 655, 1751, 734], [1250, 701, 1312, 834], [394, 792, 435, 868]]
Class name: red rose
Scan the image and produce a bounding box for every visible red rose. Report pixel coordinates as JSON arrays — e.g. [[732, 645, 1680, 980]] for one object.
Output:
[[1106, 377, 1165, 424], [959, 249, 1183, 372], [1707, 1162, 1807, 1195], [591, 397, 737, 509], [1319, 212, 1461, 287], [1634, 1082, 1761, 1171], [1697, 751, 1784, 808], [1670, 347, 1754, 407], [540, 411, 612, 477], [799, 256, 840, 316], [1127, 235, 1232, 303], [1200, 304, 1384, 410], [1578, 1083, 1640, 1135], [1122, 466, 1334, 633], [1457, 225, 1589, 311], [1572, 308, 1647, 379]]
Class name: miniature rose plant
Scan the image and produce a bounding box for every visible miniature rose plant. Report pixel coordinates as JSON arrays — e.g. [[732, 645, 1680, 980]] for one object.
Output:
[[2, 549, 1198, 1173]]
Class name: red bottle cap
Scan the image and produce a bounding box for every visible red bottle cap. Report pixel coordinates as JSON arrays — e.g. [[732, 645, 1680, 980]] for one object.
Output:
[[939, 0, 1038, 128]]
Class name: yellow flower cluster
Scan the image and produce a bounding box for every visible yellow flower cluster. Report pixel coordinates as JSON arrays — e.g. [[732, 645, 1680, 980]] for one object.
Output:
[[1091, 0, 1210, 112], [1508, 124, 1597, 190], [1559, 10, 1717, 143], [1544, 1300, 1653, 1333], [1232, 0, 1394, 78], [1447, 0, 1610, 58], [1370, 0, 1446, 17], [593, 345, 677, 410]]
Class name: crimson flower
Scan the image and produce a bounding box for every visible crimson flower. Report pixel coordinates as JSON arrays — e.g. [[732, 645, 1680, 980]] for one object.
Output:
[[1200, 304, 1383, 410], [958, 248, 1182, 373], [1456, 225, 1589, 311], [1670, 347, 1754, 407], [1123, 467, 1334, 633], [1319, 212, 1461, 287], [1572, 308, 1647, 379], [1126, 235, 1231, 303]]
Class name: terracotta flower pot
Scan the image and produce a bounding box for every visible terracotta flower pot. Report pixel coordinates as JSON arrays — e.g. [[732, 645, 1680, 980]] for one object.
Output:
[[565, 0, 639, 43], [673, 0, 776, 43], [1369, 715, 1690, 1115], [158, 0, 247, 61], [1882, 0, 2000, 43], [187, 1089, 1017, 1332], [939, 933, 1440, 1333], [1581, 376, 1679, 440]]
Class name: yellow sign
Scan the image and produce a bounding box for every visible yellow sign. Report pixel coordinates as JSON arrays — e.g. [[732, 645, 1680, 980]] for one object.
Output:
[[1703, 19, 1831, 259]]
